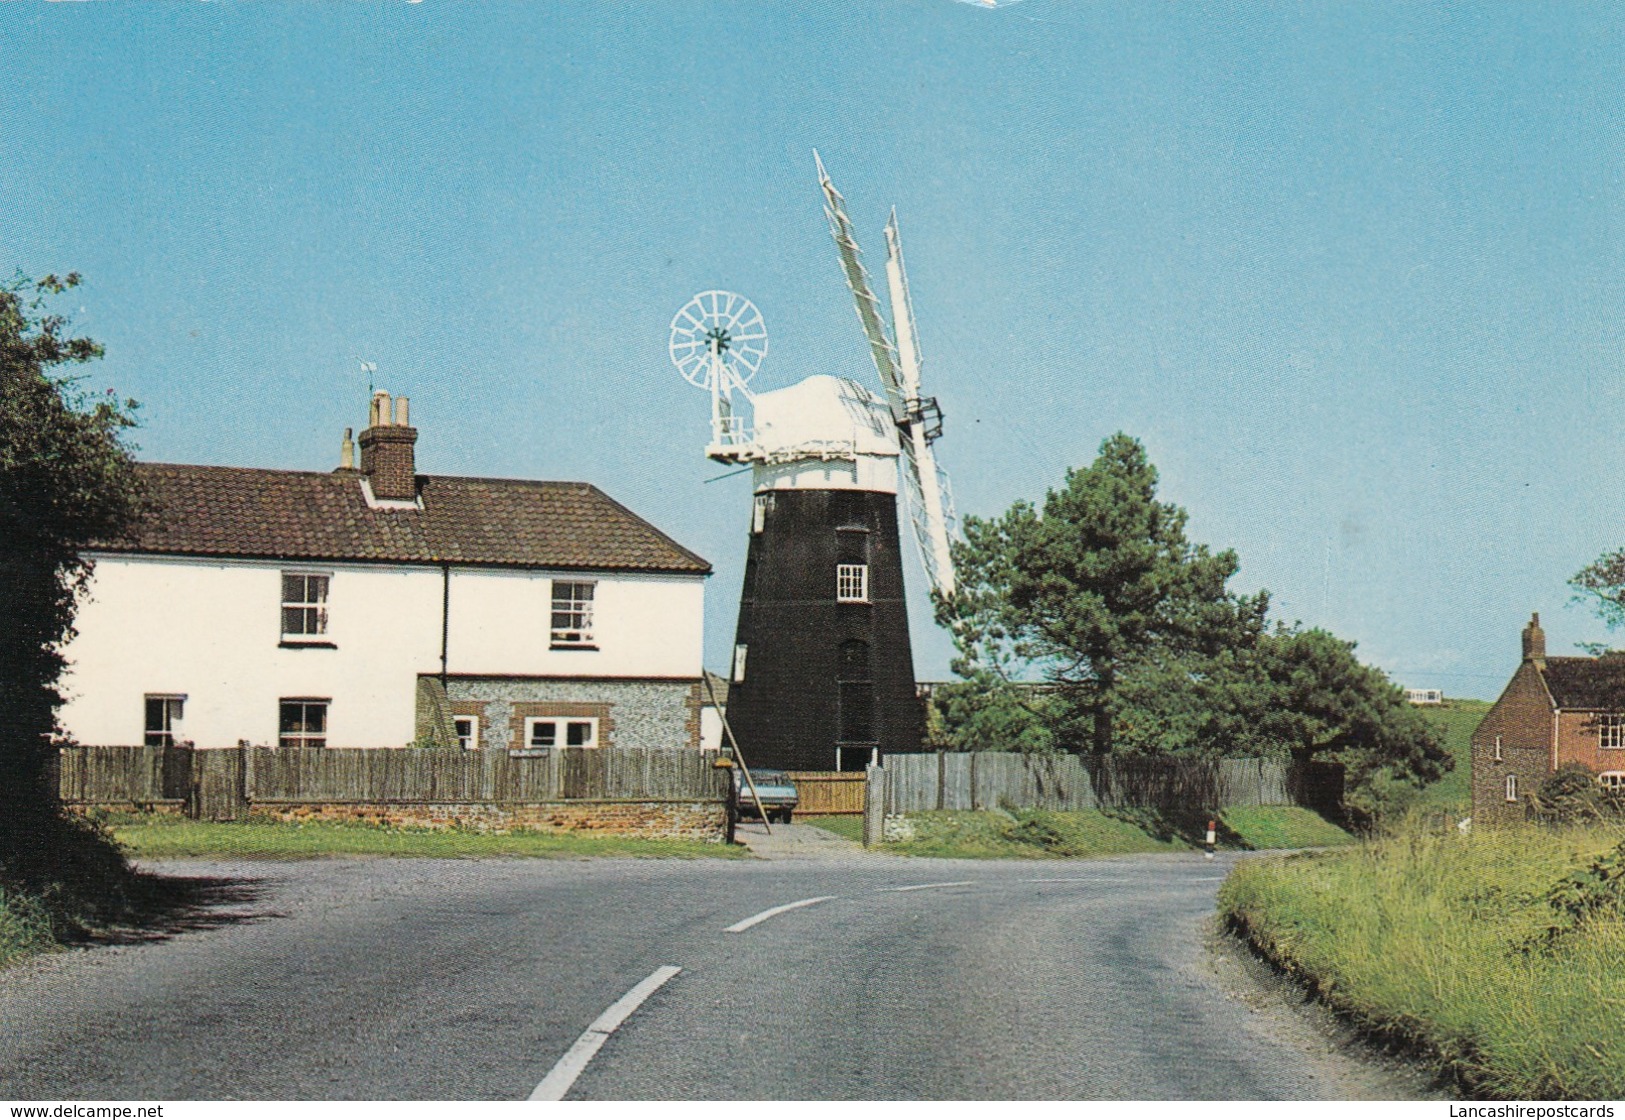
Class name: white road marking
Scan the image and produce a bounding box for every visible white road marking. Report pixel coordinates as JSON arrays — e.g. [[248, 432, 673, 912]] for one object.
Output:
[[528, 965, 682, 1101], [875, 880, 978, 893], [725, 895, 836, 933], [1023, 877, 1136, 884]]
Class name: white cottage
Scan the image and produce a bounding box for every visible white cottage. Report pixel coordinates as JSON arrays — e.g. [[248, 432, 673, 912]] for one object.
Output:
[[58, 391, 711, 751]]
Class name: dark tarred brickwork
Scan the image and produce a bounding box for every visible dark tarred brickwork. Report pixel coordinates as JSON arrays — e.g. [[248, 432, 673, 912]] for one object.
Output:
[[726, 487, 921, 772], [96, 463, 711, 573], [358, 423, 419, 501]]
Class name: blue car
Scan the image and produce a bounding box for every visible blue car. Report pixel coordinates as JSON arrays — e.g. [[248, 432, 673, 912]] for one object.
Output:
[[733, 767, 799, 824]]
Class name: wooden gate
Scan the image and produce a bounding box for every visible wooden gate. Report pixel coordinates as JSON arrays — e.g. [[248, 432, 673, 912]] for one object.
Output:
[[787, 771, 866, 816]]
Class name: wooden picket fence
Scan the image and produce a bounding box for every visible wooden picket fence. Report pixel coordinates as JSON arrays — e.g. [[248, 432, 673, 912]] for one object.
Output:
[[58, 744, 728, 821], [876, 752, 1341, 816]]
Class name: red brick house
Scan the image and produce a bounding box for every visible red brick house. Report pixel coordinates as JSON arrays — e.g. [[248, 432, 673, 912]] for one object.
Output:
[[1472, 613, 1625, 824]]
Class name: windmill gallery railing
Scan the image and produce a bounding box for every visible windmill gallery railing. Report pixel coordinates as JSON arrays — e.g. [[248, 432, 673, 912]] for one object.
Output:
[[56, 745, 730, 829]]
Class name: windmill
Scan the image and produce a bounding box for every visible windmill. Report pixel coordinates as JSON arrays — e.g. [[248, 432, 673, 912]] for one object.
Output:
[[669, 160, 955, 774]]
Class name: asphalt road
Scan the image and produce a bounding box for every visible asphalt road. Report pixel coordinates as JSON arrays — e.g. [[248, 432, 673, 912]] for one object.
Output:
[[0, 851, 1414, 1100]]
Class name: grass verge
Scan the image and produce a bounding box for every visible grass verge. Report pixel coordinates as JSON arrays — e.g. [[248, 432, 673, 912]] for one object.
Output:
[[801, 815, 863, 841], [0, 886, 56, 970], [107, 814, 745, 860], [1220, 806, 1354, 850], [1219, 814, 1625, 1099], [884, 809, 1187, 859]]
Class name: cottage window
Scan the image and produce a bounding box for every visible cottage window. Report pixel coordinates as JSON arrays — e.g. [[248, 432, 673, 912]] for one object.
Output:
[[1505, 773, 1518, 802], [836, 563, 869, 603], [525, 716, 598, 749], [144, 695, 184, 747], [1493, 735, 1502, 762], [1600, 772, 1625, 790], [454, 716, 480, 751], [281, 572, 330, 640], [550, 580, 596, 647], [1600, 714, 1625, 750], [279, 699, 328, 749]]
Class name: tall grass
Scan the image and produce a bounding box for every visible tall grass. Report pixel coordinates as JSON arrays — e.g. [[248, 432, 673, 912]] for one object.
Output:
[[0, 886, 55, 969], [1220, 813, 1625, 1099]]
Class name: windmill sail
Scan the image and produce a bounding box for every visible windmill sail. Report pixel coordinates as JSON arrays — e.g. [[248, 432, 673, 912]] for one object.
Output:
[[816, 153, 909, 426], [884, 212, 956, 597], [816, 153, 958, 599]]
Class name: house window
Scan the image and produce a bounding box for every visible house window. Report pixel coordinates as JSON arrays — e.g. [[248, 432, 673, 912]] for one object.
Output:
[[1493, 735, 1503, 762], [1601, 714, 1625, 750], [550, 580, 596, 647], [279, 699, 328, 749], [836, 563, 869, 603], [1505, 773, 1518, 802], [524, 716, 599, 749], [144, 695, 184, 747], [1600, 772, 1625, 790], [281, 572, 330, 639], [454, 716, 480, 751], [752, 493, 771, 534], [732, 643, 748, 684]]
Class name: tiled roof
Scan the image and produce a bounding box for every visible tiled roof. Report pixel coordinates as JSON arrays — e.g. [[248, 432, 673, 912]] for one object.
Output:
[[95, 463, 710, 575], [1540, 655, 1625, 710]]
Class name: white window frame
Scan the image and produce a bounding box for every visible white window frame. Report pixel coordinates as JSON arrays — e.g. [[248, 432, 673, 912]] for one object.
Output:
[[752, 493, 770, 534], [454, 715, 480, 751], [279, 698, 329, 749], [1599, 771, 1625, 791], [1493, 735, 1502, 762], [524, 716, 600, 750], [144, 694, 185, 747], [280, 571, 331, 641], [550, 580, 596, 648], [1601, 714, 1625, 751], [1505, 773, 1518, 802], [836, 563, 869, 603], [732, 643, 748, 684]]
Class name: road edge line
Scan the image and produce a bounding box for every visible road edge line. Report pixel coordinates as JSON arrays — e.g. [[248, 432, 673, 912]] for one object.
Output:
[[527, 965, 682, 1101], [724, 895, 836, 933], [874, 880, 977, 893]]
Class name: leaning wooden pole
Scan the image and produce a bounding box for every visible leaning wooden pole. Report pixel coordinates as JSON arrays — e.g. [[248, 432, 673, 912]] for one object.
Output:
[[703, 672, 771, 836]]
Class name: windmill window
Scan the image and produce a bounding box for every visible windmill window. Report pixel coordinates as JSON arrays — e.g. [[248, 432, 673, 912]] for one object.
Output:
[[279, 698, 329, 749], [836, 564, 869, 603], [281, 572, 330, 641], [752, 493, 771, 534], [550, 581, 596, 647], [454, 715, 480, 751], [144, 695, 185, 747], [732, 644, 748, 684], [1505, 773, 1518, 802], [1600, 714, 1625, 750]]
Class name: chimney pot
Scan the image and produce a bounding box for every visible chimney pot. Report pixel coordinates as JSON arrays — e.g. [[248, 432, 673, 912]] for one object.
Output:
[[340, 427, 355, 471], [395, 395, 410, 427], [370, 390, 392, 428]]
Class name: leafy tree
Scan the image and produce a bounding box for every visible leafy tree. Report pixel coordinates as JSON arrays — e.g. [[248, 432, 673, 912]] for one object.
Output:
[[936, 434, 1449, 790], [1572, 550, 1625, 633], [939, 433, 1267, 755], [0, 273, 144, 911], [924, 670, 1055, 754]]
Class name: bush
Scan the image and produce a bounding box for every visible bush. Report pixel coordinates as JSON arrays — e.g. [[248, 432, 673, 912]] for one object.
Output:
[[1527, 764, 1625, 825]]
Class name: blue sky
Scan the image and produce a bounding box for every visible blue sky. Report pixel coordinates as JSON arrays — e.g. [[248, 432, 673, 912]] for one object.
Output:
[[5, 1, 1624, 697]]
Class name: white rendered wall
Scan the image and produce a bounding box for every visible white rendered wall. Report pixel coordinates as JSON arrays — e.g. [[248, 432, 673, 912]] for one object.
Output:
[[59, 554, 705, 748]]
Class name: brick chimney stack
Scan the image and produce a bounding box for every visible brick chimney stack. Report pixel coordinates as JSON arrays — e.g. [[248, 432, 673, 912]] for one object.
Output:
[[359, 390, 418, 502], [1522, 612, 1546, 665]]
